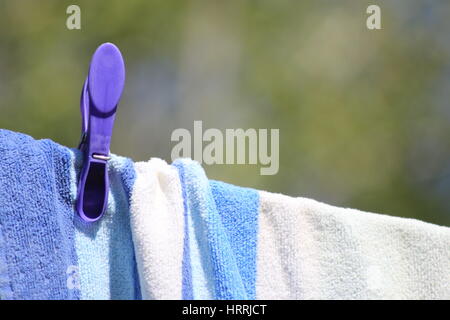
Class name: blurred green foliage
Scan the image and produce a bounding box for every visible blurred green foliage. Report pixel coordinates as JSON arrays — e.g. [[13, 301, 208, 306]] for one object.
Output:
[[0, 0, 449, 225]]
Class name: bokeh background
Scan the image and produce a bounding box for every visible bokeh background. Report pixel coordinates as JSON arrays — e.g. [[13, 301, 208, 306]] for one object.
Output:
[[0, 0, 449, 226]]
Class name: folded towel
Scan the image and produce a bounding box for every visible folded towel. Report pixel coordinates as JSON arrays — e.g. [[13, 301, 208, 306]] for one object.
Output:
[[0, 129, 140, 300], [170, 159, 450, 300]]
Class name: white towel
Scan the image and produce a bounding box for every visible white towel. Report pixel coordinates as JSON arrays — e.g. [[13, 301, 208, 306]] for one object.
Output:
[[256, 191, 450, 299], [128, 158, 184, 299]]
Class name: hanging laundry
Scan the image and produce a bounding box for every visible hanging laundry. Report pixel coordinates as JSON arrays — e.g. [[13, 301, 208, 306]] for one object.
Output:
[[0, 129, 140, 300], [0, 129, 449, 300], [169, 159, 450, 300]]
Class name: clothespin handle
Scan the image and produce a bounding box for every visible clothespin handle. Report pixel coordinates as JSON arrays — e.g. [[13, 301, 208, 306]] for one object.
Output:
[[76, 43, 125, 222]]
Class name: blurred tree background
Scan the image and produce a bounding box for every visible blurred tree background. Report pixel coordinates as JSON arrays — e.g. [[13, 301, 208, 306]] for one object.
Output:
[[0, 0, 449, 226]]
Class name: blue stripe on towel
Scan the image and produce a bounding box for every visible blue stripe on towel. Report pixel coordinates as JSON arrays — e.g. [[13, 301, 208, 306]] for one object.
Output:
[[174, 161, 214, 299], [0, 129, 79, 299], [209, 180, 259, 300], [70, 150, 140, 300], [176, 162, 194, 300], [174, 159, 259, 300], [114, 155, 142, 300]]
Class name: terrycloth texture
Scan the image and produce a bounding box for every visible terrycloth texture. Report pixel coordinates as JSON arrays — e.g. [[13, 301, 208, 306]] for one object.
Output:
[[256, 191, 450, 299], [173, 159, 260, 300], [128, 159, 184, 299], [0, 129, 79, 299], [0, 129, 140, 300], [1, 129, 449, 300], [172, 158, 449, 300], [209, 180, 260, 299], [70, 149, 140, 300]]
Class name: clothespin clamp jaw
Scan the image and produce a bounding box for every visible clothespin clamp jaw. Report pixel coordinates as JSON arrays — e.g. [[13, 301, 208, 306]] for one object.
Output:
[[76, 43, 125, 222]]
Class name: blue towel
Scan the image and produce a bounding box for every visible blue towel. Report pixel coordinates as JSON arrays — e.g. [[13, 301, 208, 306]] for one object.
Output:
[[173, 159, 260, 299], [0, 129, 140, 300], [0, 129, 79, 299]]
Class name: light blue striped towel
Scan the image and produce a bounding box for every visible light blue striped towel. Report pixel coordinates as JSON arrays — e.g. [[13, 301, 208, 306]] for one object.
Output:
[[130, 158, 450, 300]]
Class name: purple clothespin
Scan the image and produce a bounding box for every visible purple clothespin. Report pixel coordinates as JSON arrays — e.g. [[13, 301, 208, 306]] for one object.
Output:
[[76, 43, 125, 222]]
